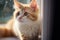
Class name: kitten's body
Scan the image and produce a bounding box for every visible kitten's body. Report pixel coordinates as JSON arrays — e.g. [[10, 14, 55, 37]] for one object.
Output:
[[0, 0, 41, 40], [13, 14, 40, 40]]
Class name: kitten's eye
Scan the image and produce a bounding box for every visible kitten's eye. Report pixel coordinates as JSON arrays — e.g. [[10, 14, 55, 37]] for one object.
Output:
[[17, 12, 20, 16], [24, 12, 28, 16]]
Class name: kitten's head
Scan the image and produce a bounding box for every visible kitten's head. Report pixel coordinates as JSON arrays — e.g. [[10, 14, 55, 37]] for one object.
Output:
[[13, 0, 40, 23]]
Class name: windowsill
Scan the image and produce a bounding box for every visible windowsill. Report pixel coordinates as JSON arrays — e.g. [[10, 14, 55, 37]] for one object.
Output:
[[0, 37, 19, 40]]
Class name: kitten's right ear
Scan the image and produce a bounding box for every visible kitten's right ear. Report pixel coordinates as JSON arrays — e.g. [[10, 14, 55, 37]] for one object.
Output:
[[13, 0, 23, 9], [30, 0, 38, 11]]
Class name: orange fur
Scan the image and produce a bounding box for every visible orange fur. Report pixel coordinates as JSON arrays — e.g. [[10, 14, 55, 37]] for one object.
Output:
[[0, 19, 16, 38]]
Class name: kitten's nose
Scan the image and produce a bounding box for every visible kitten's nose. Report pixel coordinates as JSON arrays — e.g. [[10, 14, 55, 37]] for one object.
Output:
[[18, 15, 24, 22], [19, 15, 24, 19]]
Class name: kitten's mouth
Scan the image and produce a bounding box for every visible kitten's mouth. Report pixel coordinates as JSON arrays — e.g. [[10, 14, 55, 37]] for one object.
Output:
[[18, 15, 24, 22], [19, 19, 23, 22]]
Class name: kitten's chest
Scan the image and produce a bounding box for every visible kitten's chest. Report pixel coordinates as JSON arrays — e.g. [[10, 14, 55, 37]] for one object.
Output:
[[20, 24, 39, 36], [13, 20, 40, 37]]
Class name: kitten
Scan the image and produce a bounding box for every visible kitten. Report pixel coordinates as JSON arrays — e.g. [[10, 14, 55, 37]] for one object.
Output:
[[0, 0, 41, 40]]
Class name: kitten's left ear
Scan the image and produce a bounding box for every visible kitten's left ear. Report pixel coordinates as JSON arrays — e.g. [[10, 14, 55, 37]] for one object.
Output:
[[30, 0, 38, 11], [13, 0, 23, 9]]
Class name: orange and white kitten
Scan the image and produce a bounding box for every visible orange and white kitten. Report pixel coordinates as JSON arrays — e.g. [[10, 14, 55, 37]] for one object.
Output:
[[0, 0, 41, 40]]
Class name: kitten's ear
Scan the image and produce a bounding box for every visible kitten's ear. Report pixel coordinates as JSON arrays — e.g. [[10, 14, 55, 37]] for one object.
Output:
[[30, 0, 38, 11], [13, 0, 23, 9]]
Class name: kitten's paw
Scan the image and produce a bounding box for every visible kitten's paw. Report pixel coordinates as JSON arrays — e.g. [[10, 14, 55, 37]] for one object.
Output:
[[20, 35, 29, 40]]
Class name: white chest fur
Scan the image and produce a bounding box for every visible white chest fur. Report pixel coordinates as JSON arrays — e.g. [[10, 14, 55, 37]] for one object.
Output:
[[13, 19, 40, 37]]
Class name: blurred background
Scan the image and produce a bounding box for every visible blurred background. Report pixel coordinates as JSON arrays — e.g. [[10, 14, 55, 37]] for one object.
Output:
[[0, 0, 31, 24]]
